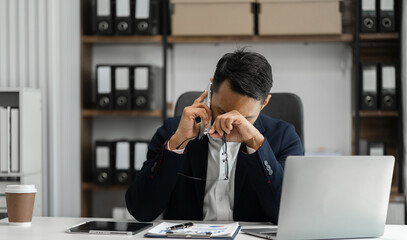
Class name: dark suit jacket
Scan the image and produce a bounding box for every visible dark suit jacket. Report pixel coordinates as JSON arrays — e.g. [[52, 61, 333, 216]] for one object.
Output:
[[126, 113, 303, 224]]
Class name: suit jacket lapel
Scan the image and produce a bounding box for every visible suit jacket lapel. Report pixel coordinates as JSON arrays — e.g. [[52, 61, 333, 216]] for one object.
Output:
[[234, 115, 266, 210], [187, 136, 209, 216]]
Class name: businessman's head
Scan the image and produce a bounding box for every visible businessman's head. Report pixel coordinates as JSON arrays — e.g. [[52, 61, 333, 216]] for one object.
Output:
[[211, 49, 273, 124]]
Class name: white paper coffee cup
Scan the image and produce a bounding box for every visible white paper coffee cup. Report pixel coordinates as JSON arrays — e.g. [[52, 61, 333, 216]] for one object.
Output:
[[5, 185, 37, 225]]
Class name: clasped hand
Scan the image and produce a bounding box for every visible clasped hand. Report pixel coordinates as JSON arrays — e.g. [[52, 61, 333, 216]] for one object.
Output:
[[169, 91, 264, 150]]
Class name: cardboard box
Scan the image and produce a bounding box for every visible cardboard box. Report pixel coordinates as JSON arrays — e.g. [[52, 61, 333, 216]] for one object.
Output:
[[258, 0, 343, 35], [171, 0, 255, 36]]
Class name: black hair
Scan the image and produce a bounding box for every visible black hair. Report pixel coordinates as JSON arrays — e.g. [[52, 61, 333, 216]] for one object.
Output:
[[212, 48, 273, 102]]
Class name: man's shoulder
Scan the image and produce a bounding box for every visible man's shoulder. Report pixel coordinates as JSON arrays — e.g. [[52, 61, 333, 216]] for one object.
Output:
[[160, 116, 182, 133], [164, 116, 181, 125], [257, 113, 299, 141], [258, 113, 294, 130]]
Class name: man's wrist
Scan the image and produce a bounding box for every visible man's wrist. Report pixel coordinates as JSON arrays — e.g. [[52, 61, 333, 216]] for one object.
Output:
[[245, 134, 265, 151], [167, 140, 185, 154], [169, 132, 194, 150], [169, 133, 183, 150]]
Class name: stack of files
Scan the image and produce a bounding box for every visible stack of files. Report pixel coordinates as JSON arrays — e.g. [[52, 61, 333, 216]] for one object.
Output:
[[92, 0, 161, 35], [360, 64, 398, 110], [361, 0, 397, 33], [93, 140, 149, 185], [0, 107, 20, 175], [95, 65, 163, 110]]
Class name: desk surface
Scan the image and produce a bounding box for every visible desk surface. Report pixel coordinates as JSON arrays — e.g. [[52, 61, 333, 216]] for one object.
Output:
[[0, 217, 406, 240]]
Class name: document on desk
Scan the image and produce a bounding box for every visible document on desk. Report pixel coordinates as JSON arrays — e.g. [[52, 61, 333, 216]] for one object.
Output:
[[145, 222, 241, 239]]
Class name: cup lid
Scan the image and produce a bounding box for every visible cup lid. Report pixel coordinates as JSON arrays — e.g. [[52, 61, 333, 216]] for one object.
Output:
[[5, 185, 37, 193]]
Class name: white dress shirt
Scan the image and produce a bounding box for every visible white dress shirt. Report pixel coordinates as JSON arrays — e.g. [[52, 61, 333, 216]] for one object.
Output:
[[201, 135, 239, 220], [168, 136, 256, 221]]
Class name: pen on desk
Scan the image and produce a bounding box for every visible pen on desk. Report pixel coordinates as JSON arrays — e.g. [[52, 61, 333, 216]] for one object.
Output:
[[167, 222, 194, 230]]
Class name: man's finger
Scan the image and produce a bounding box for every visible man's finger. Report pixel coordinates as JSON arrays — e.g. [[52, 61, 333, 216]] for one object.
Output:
[[220, 118, 230, 134], [195, 102, 212, 121], [213, 119, 224, 136], [193, 90, 208, 104], [209, 132, 222, 139], [183, 107, 209, 126], [193, 108, 210, 126], [226, 118, 233, 130]]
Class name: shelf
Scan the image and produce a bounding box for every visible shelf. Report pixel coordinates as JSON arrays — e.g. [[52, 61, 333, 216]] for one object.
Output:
[[359, 33, 399, 41], [80, 33, 398, 44], [81, 109, 163, 117], [168, 34, 354, 44], [81, 35, 163, 44], [81, 182, 129, 191], [359, 110, 399, 118]]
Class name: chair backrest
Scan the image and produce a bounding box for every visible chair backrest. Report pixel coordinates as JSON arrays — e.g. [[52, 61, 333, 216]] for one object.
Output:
[[174, 92, 304, 147]]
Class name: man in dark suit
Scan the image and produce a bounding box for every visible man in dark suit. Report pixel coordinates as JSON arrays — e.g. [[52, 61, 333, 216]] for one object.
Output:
[[126, 49, 303, 224]]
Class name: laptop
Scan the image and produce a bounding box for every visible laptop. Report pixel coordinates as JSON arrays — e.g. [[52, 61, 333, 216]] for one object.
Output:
[[242, 156, 394, 240]]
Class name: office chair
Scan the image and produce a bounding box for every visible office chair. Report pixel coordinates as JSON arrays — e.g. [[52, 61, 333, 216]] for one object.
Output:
[[174, 92, 304, 147]]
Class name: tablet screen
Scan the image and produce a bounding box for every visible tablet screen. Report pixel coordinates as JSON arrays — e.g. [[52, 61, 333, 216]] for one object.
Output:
[[67, 221, 153, 234]]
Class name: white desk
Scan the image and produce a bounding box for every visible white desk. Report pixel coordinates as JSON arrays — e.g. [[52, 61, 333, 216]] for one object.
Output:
[[0, 217, 406, 240]]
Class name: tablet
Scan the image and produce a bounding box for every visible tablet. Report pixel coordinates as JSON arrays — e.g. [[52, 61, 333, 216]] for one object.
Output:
[[66, 221, 153, 235]]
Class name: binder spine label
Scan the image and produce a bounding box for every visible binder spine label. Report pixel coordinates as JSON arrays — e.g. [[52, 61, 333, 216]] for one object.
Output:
[[97, 0, 111, 16], [115, 67, 130, 90], [136, 0, 150, 19], [97, 67, 112, 93], [134, 67, 149, 90], [380, 0, 394, 11], [382, 66, 396, 90], [116, 0, 130, 17], [116, 142, 130, 170], [134, 142, 148, 171], [96, 147, 110, 168], [363, 68, 377, 92]]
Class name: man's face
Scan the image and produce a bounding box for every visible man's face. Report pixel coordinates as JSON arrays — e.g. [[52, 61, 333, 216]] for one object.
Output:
[[210, 79, 263, 124]]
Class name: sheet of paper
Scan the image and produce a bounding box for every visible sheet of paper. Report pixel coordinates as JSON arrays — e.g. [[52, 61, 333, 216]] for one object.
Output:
[[147, 222, 240, 237]]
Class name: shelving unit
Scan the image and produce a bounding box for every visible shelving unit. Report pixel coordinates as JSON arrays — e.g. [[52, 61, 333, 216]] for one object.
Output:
[[80, 0, 404, 218], [79, 0, 169, 217], [352, 0, 404, 216]]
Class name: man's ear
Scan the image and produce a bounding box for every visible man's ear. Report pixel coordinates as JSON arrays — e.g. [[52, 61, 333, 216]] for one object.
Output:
[[260, 94, 271, 111]]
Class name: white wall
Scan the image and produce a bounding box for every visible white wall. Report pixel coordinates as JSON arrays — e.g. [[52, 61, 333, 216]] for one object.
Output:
[[172, 43, 352, 155], [59, 0, 80, 217]]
